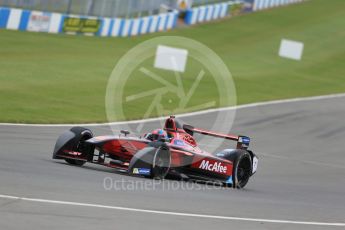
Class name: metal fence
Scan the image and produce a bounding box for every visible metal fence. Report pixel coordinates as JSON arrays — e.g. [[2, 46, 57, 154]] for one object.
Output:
[[0, 0, 231, 18]]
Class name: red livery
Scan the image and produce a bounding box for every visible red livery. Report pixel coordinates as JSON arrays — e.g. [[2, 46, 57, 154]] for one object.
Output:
[[191, 157, 232, 176], [53, 116, 258, 188]]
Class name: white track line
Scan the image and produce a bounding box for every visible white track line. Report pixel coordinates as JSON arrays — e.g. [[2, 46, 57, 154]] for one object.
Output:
[[0, 194, 344, 227], [1, 93, 345, 127]]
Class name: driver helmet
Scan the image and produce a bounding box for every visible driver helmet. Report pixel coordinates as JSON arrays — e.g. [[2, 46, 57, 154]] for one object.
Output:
[[144, 129, 168, 141], [150, 129, 167, 141]]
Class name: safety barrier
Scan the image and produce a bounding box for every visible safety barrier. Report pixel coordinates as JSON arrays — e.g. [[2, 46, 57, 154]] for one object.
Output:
[[184, 2, 229, 25], [0, 0, 305, 37], [253, 0, 304, 11], [0, 7, 178, 37], [184, 0, 304, 25]]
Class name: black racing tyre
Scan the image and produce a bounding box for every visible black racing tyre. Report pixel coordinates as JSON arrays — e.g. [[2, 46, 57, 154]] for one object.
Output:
[[151, 145, 171, 179], [231, 151, 252, 189], [65, 158, 86, 166], [64, 127, 93, 166]]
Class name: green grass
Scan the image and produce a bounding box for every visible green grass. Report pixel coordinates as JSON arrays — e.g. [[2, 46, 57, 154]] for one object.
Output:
[[0, 0, 344, 123]]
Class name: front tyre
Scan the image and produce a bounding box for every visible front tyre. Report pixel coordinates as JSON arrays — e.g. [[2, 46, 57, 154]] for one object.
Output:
[[64, 127, 93, 166], [151, 145, 171, 179], [65, 158, 86, 166]]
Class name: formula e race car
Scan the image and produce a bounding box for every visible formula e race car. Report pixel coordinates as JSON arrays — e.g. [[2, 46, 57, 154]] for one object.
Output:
[[53, 116, 258, 188]]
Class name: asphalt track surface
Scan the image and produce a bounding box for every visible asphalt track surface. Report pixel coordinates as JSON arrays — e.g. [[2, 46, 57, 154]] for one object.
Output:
[[1, 96, 345, 230]]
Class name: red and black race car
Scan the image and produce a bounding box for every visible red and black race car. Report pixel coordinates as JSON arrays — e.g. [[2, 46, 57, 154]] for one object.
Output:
[[53, 116, 258, 188]]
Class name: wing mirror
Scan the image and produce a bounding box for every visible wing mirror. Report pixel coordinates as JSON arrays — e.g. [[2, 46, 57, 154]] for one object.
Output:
[[120, 130, 130, 136]]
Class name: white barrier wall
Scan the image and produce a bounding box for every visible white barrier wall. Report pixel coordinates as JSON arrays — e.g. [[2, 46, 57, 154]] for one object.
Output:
[[184, 2, 229, 25], [183, 0, 304, 25], [0, 0, 305, 37], [253, 0, 304, 11], [0, 7, 178, 37]]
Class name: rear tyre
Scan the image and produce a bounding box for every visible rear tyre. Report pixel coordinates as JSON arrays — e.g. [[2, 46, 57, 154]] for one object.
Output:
[[232, 151, 252, 189], [64, 127, 93, 167]]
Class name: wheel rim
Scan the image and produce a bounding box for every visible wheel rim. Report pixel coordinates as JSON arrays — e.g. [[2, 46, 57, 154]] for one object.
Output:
[[237, 157, 251, 188], [76, 132, 92, 153]]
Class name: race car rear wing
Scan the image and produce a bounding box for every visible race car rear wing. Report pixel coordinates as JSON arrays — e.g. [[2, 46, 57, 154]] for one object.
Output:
[[183, 124, 251, 150]]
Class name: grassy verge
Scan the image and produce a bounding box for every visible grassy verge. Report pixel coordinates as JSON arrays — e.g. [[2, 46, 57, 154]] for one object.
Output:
[[0, 0, 344, 123]]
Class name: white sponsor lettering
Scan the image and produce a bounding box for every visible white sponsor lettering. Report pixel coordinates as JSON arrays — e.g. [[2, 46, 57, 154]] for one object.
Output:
[[252, 157, 258, 174], [199, 160, 227, 174]]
